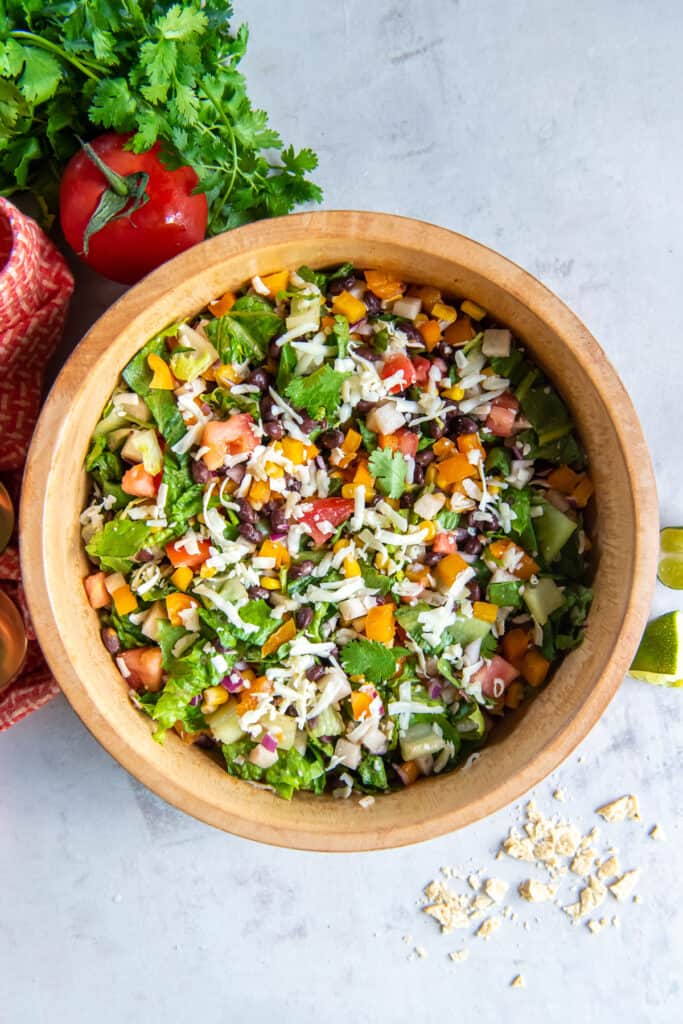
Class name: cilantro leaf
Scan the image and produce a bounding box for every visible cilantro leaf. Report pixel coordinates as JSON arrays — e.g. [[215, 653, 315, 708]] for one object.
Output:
[[368, 449, 408, 499], [285, 365, 351, 420], [340, 640, 405, 683]]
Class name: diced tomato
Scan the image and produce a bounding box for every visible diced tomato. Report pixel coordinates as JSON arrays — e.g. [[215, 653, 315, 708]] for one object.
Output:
[[491, 391, 520, 412], [121, 463, 158, 497], [412, 356, 431, 385], [119, 647, 164, 691], [394, 428, 419, 457], [472, 655, 520, 698], [299, 498, 354, 545], [165, 537, 212, 569], [486, 404, 517, 437], [202, 413, 258, 470], [84, 571, 111, 609], [432, 532, 458, 554], [380, 354, 417, 394]]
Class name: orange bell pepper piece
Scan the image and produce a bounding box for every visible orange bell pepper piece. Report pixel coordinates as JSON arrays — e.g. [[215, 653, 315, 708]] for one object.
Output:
[[436, 452, 478, 488], [365, 603, 396, 644], [434, 552, 470, 589], [443, 317, 475, 347], [147, 353, 175, 390], [433, 437, 456, 458], [363, 269, 406, 301], [521, 649, 551, 687], [350, 691, 373, 720], [261, 270, 289, 297], [112, 584, 138, 616], [547, 465, 581, 494], [166, 592, 199, 626], [397, 760, 420, 785], [418, 319, 441, 351], [208, 290, 237, 317], [571, 476, 594, 508], [457, 433, 486, 460], [261, 618, 296, 658], [487, 539, 539, 581], [502, 628, 533, 669]]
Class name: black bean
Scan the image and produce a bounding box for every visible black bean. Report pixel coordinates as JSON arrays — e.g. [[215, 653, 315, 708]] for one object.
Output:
[[270, 508, 289, 533], [191, 459, 212, 484], [295, 606, 314, 630], [306, 663, 325, 682], [355, 346, 381, 362], [426, 419, 444, 439], [412, 464, 425, 485], [238, 523, 261, 543], [284, 473, 301, 492], [300, 415, 318, 435], [363, 291, 382, 316], [235, 498, 256, 525], [437, 342, 454, 359], [320, 428, 344, 449], [289, 559, 315, 580], [466, 580, 482, 602], [327, 274, 358, 297], [485, 512, 500, 531], [453, 527, 468, 544], [449, 415, 479, 437], [463, 534, 483, 556], [261, 500, 277, 517], [260, 396, 278, 420], [262, 419, 284, 440], [355, 400, 375, 415], [423, 551, 443, 567], [398, 321, 421, 342], [415, 449, 435, 466], [248, 368, 270, 391], [248, 586, 270, 600], [268, 341, 281, 360], [101, 627, 121, 654], [400, 492, 416, 509], [135, 548, 154, 563]]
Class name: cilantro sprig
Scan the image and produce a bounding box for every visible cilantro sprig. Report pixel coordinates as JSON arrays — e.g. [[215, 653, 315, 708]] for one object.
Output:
[[0, 1, 322, 229], [368, 448, 408, 499], [340, 640, 407, 684]]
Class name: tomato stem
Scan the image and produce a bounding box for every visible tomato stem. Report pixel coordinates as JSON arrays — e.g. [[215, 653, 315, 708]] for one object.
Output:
[[79, 139, 130, 197]]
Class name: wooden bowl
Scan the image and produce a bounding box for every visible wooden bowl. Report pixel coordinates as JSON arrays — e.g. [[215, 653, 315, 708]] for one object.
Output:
[[21, 212, 658, 851]]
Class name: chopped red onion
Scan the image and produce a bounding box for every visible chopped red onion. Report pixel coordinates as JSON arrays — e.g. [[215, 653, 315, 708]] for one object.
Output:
[[428, 681, 443, 700], [261, 733, 278, 752], [190, 695, 201, 706], [225, 465, 246, 483], [221, 671, 244, 693]]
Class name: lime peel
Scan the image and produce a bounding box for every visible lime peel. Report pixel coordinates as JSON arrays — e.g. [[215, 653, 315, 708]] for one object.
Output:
[[630, 610, 683, 687]]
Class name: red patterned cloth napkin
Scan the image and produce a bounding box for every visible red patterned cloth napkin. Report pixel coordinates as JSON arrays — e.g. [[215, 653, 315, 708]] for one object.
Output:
[[0, 197, 74, 730]]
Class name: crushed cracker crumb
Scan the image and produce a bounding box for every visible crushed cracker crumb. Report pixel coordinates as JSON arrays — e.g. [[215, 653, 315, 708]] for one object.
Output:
[[596, 795, 640, 823], [449, 948, 469, 963], [649, 824, 666, 842], [553, 788, 567, 802], [609, 870, 640, 902], [510, 974, 525, 989], [476, 916, 501, 940], [519, 879, 557, 903], [415, 946, 428, 959]]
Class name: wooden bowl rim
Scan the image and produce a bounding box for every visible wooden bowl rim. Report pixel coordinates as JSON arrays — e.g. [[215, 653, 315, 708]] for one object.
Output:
[[20, 211, 658, 850]]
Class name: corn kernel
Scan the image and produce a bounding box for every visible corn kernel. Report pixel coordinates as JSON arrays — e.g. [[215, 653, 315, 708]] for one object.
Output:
[[431, 302, 457, 323], [199, 564, 217, 578], [442, 385, 465, 401], [425, 464, 438, 485], [171, 566, 193, 592], [460, 299, 486, 321], [374, 552, 390, 571], [341, 483, 359, 499], [201, 685, 229, 715], [418, 520, 437, 542], [343, 557, 362, 578], [333, 539, 350, 554], [260, 576, 281, 591]]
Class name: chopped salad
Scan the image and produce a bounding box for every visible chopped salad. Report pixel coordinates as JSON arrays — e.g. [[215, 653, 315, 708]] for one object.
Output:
[[81, 264, 594, 800]]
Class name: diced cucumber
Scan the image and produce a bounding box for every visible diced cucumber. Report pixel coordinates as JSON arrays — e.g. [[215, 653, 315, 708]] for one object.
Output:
[[399, 722, 446, 761], [523, 576, 565, 625], [309, 705, 344, 738], [487, 580, 523, 608], [106, 428, 132, 452], [121, 429, 163, 475], [207, 701, 245, 744], [265, 712, 298, 750], [534, 500, 577, 564], [455, 704, 486, 740]]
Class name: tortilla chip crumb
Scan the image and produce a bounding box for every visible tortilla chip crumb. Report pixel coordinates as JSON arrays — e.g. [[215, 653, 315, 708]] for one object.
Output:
[[511, 974, 525, 988], [449, 948, 469, 963], [649, 824, 666, 842], [476, 916, 501, 940], [553, 788, 567, 802], [596, 795, 640, 823], [609, 870, 640, 902]]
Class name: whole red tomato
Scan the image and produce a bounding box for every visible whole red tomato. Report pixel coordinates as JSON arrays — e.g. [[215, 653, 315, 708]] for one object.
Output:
[[60, 132, 207, 284]]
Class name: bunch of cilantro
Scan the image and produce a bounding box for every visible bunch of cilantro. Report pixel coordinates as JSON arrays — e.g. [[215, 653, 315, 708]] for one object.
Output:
[[0, 1, 322, 228]]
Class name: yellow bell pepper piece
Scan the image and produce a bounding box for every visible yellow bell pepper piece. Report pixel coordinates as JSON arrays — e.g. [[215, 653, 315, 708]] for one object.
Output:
[[166, 592, 198, 626], [442, 385, 465, 401], [332, 291, 367, 324], [112, 584, 138, 616], [261, 269, 289, 297], [259, 539, 291, 568], [418, 520, 437, 542], [261, 617, 296, 658], [260, 576, 281, 591], [343, 557, 362, 578], [147, 353, 175, 390], [365, 603, 395, 644], [215, 363, 241, 387], [171, 566, 193, 592], [431, 302, 457, 323], [460, 299, 486, 321], [249, 480, 270, 506], [487, 539, 540, 581], [350, 691, 373, 720]]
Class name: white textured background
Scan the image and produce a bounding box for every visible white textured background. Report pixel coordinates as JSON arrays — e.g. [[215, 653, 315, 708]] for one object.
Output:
[[2, 2, 682, 1021]]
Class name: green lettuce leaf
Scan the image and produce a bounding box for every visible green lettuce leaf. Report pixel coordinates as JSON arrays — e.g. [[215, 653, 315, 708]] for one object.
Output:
[[204, 295, 282, 364], [86, 518, 151, 573], [122, 327, 186, 445]]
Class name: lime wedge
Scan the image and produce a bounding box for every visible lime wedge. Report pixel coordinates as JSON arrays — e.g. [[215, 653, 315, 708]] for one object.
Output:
[[658, 528, 683, 588], [630, 611, 683, 687]]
